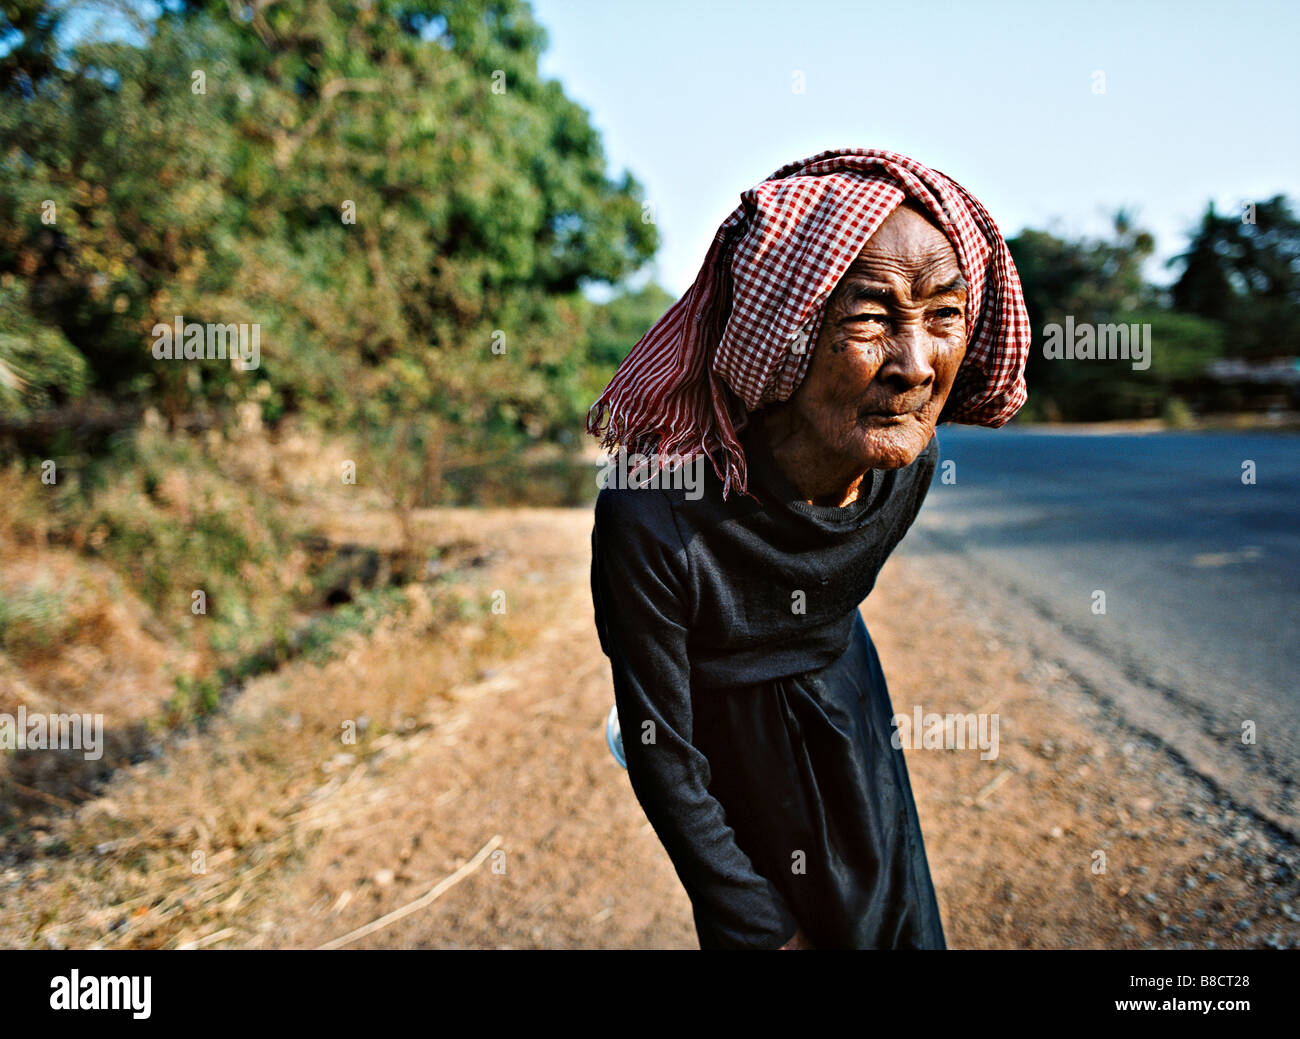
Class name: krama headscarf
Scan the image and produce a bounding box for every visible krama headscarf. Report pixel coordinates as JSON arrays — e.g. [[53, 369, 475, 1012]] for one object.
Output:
[[585, 147, 1031, 499]]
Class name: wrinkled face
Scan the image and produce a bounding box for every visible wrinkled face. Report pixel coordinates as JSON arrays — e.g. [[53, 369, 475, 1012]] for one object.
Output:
[[790, 203, 969, 469]]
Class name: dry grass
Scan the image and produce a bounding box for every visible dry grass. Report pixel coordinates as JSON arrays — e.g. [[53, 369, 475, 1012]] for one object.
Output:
[[0, 418, 513, 817], [0, 495, 567, 949]]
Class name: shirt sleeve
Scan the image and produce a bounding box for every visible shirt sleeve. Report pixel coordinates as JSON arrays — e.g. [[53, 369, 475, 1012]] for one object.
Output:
[[590, 487, 800, 950]]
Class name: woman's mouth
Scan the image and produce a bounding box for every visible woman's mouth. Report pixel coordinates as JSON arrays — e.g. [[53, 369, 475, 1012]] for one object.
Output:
[[860, 404, 919, 425]]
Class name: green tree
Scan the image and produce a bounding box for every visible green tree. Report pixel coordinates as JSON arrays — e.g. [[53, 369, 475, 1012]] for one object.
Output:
[[1, 0, 658, 507], [1169, 196, 1300, 358], [1008, 211, 1162, 420]]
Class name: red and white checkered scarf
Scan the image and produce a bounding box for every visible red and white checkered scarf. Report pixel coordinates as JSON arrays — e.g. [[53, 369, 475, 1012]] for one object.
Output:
[[586, 147, 1031, 499]]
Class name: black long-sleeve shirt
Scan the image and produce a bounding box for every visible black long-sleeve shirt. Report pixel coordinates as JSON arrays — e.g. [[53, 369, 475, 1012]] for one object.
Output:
[[590, 420, 944, 949]]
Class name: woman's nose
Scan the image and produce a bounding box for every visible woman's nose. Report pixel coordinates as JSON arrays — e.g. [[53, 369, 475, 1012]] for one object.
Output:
[[878, 327, 935, 392]]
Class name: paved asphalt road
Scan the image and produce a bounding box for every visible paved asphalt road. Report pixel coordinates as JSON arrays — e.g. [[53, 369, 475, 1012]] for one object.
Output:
[[907, 426, 1298, 825]]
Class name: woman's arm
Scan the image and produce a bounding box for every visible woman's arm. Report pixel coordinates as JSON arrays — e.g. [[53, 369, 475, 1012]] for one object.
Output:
[[591, 487, 800, 950]]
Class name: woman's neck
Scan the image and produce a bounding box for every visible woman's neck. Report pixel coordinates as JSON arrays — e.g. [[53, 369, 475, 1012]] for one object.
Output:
[[755, 408, 870, 508]]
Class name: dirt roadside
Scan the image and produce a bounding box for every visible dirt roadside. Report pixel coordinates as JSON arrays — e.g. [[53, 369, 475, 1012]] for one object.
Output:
[[3, 507, 1296, 949]]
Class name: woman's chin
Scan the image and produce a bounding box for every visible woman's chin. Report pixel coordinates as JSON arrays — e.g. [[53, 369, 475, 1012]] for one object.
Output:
[[851, 420, 932, 469]]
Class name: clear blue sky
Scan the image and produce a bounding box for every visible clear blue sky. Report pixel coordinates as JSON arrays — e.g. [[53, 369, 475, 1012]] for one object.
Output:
[[530, 0, 1300, 296]]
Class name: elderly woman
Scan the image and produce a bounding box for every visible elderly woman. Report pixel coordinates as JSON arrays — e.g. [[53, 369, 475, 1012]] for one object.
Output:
[[588, 149, 1030, 950]]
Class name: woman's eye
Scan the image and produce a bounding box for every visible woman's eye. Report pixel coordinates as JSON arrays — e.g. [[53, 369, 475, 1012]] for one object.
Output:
[[933, 307, 961, 319], [852, 314, 890, 325]]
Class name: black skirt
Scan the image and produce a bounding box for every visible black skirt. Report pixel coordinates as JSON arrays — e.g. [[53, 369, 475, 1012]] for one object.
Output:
[[690, 610, 947, 950]]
